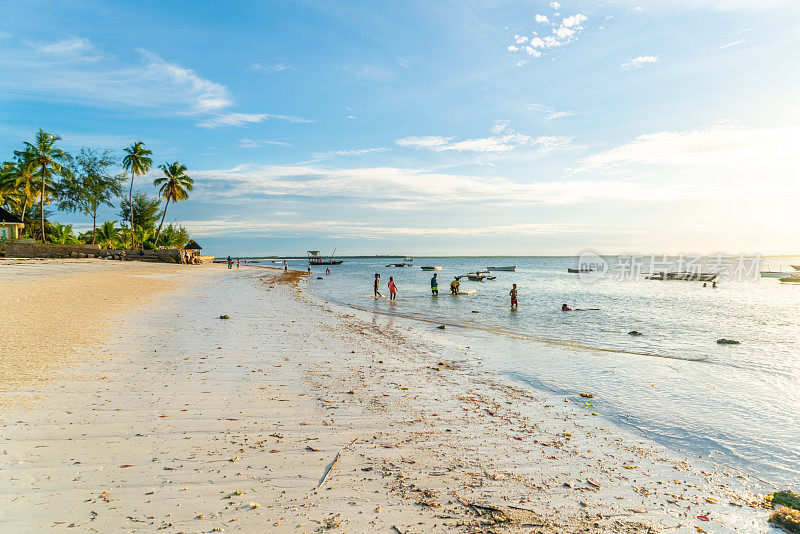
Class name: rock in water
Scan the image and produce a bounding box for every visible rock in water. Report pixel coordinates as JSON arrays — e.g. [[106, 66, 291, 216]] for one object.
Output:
[[717, 338, 740, 344], [437, 325, 446, 329], [219, 315, 230, 320], [628, 330, 643, 336]]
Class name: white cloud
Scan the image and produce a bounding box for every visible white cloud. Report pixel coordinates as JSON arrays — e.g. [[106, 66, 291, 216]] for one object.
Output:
[[250, 62, 294, 72], [0, 38, 303, 126], [395, 136, 454, 149], [550, 2, 561, 9], [535, 14, 550, 23], [397, 128, 571, 153], [312, 147, 388, 159], [199, 112, 313, 128], [239, 138, 294, 148], [561, 13, 588, 27], [580, 124, 800, 170], [718, 40, 744, 49], [527, 103, 579, 120], [621, 55, 659, 69], [191, 163, 658, 210], [507, 45, 520, 52]]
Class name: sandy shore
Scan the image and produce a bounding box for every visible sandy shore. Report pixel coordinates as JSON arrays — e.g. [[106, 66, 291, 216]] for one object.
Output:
[[0, 261, 775, 532]]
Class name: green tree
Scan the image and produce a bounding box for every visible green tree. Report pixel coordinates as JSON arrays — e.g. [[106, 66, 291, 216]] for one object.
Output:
[[16, 130, 71, 242], [57, 148, 124, 244], [158, 223, 191, 248], [121, 141, 152, 247], [47, 222, 80, 244], [153, 161, 193, 246], [94, 220, 121, 249], [2, 151, 40, 223], [118, 192, 161, 243]]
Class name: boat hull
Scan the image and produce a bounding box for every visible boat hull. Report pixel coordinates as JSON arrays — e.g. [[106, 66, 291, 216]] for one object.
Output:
[[487, 266, 515, 271], [420, 266, 443, 271]]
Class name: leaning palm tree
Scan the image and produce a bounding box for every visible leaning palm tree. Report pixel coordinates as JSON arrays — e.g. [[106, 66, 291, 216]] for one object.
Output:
[[5, 152, 39, 222], [153, 161, 193, 246], [122, 141, 152, 248], [17, 130, 71, 243]]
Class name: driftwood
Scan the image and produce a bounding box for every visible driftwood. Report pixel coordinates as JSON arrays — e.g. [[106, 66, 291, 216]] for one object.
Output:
[[315, 437, 358, 489]]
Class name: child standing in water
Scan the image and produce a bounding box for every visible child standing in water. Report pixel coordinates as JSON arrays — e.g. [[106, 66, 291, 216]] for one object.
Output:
[[509, 284, 518, 309], [374, 273, 382, 297], [430, 273, 438, 296], [388, 276, 397, 301]]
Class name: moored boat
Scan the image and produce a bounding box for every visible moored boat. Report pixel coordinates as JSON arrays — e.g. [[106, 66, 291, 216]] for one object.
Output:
[[487, 266, 515, 271], [308, 250, 343, 266], [779, 274, 800, 283], [420, 266, 442, 271], [761, 271, 795, 278], [646, 272, 717, 282]]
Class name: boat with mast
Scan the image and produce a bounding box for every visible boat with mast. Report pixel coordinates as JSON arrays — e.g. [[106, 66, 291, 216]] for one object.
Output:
[[307, 249, 343, 266]]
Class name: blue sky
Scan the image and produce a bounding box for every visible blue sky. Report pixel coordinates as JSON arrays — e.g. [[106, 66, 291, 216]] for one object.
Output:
[[1, 0, 799, 256]]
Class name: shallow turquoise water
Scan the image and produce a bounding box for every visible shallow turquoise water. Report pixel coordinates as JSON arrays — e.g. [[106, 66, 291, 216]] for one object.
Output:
[[274, 256, 800, 488]]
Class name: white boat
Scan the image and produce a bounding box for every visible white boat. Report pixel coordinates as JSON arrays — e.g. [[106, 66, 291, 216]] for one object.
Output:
[[792, 265, 800, 271], [761, 271, 795, 278], [420, 266, 442, 271], [780, 275, 800, 283], [487, 266, 516, 271]]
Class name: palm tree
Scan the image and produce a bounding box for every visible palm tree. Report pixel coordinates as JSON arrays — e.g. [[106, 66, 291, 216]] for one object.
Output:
[[122, 141, 152, 248], [95, 220, 121, 249], [17, 130, 71, 242], [153, 161, 193, 246], [47, 223, 79, 244]]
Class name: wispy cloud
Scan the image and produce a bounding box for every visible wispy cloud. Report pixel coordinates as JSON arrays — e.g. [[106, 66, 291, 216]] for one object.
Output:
[[239, 138, 295, 148], [198, 112, 313, 129], [249, 62, 295, 72], [396, 123, 571, 153], [344, 64, 396, 80], [0, 38, 305, 126], [311, 147, 388, 159], [718, 40, 744, 49], [527, 103, 579, 120], [580, 123, 800, 170], [621, 55, 659, 70]]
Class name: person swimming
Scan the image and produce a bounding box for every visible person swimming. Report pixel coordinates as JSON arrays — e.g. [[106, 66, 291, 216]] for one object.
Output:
[[562, 304, 572, 311]]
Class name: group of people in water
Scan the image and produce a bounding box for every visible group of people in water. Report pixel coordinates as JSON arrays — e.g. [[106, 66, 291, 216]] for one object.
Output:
[[370, 272, 578, 310]]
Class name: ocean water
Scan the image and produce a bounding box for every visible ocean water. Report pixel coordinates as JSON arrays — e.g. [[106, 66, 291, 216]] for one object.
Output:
[[270, 256, 800, 489]]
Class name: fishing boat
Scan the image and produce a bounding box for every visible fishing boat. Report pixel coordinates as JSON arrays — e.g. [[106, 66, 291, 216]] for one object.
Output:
[[567, 268, 594, 273], [308, 250, 343, 266], [466, 273, 486, 281], [646, 272, 717, 282], [420, 266, 443, 271], [487, 266, 516, 271], [792, 265, 800, 271], [385, 263, 411, 267], [404, 257, 414, 262], [780, 274, 800, 283]]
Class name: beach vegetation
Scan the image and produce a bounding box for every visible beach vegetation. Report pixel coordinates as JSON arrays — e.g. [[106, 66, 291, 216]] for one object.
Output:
[[118, 192, 161, 248], [46, 222, 81, 245], [16, 130, 72, 242], [57, 148, 125, 244], [121, 142, 153, 248], [153, 161, 193, 246], [94, 220, 122, 249]]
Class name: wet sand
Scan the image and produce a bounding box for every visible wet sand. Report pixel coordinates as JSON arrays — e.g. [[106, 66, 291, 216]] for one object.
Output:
[[0, 261, 774, 532]]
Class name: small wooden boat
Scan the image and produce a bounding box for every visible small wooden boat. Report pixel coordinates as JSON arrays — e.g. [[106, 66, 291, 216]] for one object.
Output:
[[646, 272, 717, 282], [792, 265, 800, 271], [761, 271, 795, 278], [567, 268, 594, 273], [487, 266, 516, 271], [420, 266, 442, 271], [308, 250, 343, 266], [466, 273, 486, 281], [386, 263, 410, 267], [780, 275, 800, 283]]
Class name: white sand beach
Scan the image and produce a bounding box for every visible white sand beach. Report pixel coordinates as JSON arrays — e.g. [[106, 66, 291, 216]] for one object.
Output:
[[0, 261, 776, 533]]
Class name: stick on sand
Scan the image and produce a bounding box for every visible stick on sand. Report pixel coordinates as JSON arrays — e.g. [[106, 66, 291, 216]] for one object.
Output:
[[316, 437, 358, 489]]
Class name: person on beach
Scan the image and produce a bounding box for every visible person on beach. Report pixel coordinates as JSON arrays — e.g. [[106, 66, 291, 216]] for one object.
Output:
[[509, 284, 518, 309], [450, 277, 460, 294], [236, 259, 240, 269], [326, 267, 330, 275], [284, 260, 288, 271], [227, 256, 232, 269], [431, 273, 439, 296], [374, 273, 382, 297], [388, 276, 397, 301], [562, 303, 572, 311]]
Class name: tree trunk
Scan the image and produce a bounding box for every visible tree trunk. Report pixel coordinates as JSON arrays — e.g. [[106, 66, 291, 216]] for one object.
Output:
[[128, 171, 134, 249], [154, 200, 169, 247], [92, 213, 97, 244], [40, 163, 47, 243]]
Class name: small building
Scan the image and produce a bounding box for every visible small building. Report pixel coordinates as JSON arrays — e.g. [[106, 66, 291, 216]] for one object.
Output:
[[0, 207, 24, 241], [184, 240, 202, 258]]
